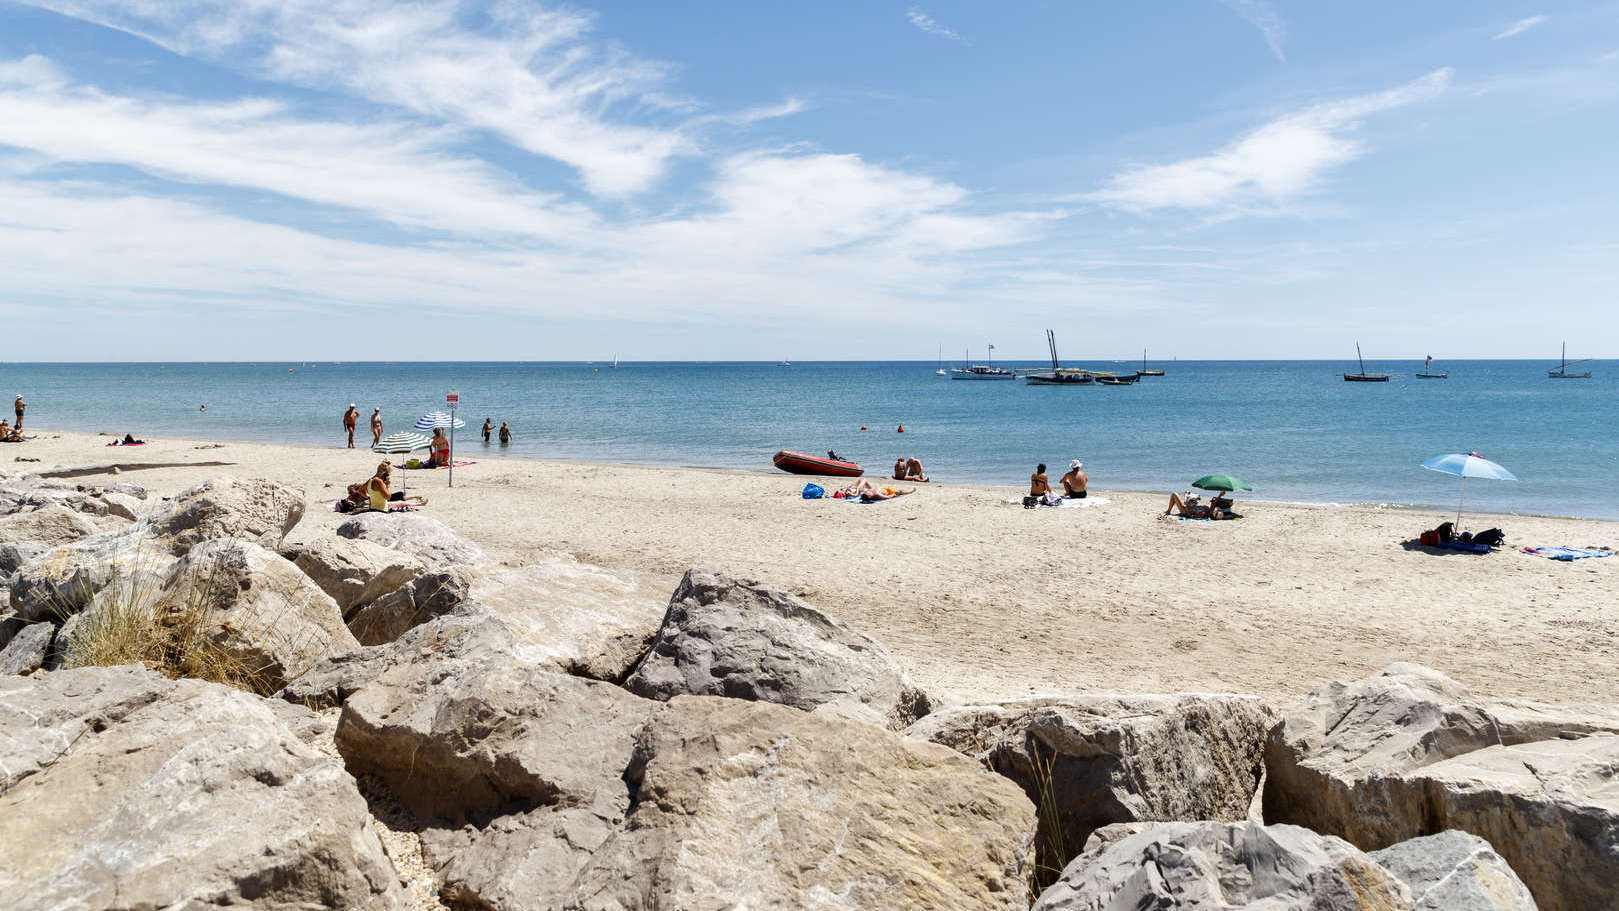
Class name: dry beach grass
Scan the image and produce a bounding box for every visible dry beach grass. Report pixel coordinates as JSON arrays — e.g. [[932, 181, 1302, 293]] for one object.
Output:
[[13, 428, 1618, 706]]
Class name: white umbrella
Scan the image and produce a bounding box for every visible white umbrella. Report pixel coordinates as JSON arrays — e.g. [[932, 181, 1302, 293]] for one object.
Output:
[[1420, 451, 1518, 529]]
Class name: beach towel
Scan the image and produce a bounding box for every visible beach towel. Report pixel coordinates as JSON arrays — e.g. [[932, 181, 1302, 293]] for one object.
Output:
[[1055, 496, 1110, 508], [1522, 546, 1613, 561]]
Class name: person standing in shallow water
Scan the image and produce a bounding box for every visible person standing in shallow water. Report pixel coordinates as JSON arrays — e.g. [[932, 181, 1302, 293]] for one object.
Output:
[[13, 394, 24, 431], [370, 408, 383, 447], [499, 421, 511, 445], [342, 404, 358, 448], [482, 418, 493, 443]]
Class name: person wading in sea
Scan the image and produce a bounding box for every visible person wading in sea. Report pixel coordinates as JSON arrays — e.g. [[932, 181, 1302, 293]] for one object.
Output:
[[13, 394, 24, 431], [342, 404, 358, 449], [370, 408, 383, 447]]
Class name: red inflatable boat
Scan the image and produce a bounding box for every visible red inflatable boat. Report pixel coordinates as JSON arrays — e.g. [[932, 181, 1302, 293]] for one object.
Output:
[[772, 450, 863, 477]]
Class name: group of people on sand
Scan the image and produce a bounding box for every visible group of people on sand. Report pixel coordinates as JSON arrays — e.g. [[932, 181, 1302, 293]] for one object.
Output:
[[1025, 460, 1087, 506], [3, 394, 26, 442], [481, 418, 511, 445], [341, 405, 384, 449], [891, 456, 927, 482], [342, 460, 429, 513]]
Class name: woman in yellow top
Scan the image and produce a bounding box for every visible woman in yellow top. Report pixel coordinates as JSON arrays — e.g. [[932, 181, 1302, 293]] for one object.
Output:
[[365, 462, 428, 511]]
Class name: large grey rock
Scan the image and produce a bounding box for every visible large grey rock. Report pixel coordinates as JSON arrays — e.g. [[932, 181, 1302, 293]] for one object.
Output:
[[0, 620, 54, 675], [422, 804, 623, 911], [278, 603, 513, 708], [0, 665, 403, 910], [99, 490, 143, 521], [8, 528, 169, 621], [346, 566, 474, 646], [336, 652, 656, 822], [1033, 821, 1413, 910], [147, 475, 306, 555], [624, 568, 933, 729], [1371, 830, 1537, 911], [910, 693, 1276, 872], [336, 511, 488, 570], [286, 534, 424, 613], [469, 556, 669, 681], [0, 504, 101, 550], [161, 538, 359, 691], [564, 695, 1036, 911], [1265, 663, 1619, 911]]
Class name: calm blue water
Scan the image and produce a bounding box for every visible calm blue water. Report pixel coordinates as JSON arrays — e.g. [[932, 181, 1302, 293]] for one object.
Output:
[[2, 360, 1615, 518]]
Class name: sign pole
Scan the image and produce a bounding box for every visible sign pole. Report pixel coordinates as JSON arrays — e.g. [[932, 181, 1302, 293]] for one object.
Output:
[[446, 389, 459, 489]]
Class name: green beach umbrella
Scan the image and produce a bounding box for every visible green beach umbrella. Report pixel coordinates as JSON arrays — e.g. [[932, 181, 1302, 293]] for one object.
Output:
[[1192, 474, 1253, 492]]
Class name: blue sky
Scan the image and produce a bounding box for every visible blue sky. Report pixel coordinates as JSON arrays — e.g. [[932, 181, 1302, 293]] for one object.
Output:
[[1, 1, 1616, 361]]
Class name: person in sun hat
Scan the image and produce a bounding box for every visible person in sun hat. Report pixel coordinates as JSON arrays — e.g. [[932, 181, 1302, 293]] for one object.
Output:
[[1060, 459, 1087, 499], [342, 403, 359, 448]]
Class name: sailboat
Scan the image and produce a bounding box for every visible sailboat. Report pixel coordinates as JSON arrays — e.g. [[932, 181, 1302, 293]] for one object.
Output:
[[1547, 342, 1591, 378], [776, 358, 791, 367], [935, 345, 947, 376], [1341, 343, 1391, 382], [1136, 349, 1164, 377], [1025, 330, 1094, 385], [950, 344, 1016, 380], [1416, 354, 1448, 379], [610, 354, 619, 369]]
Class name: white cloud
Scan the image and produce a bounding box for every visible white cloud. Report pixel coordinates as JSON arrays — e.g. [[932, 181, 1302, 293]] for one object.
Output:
[[1089, 69, 1453, 215], [1216, 0, 1286, 61], [24, 0, 702, 196], [906, 7, 962, 41], [1493, 15, 1546, 40]]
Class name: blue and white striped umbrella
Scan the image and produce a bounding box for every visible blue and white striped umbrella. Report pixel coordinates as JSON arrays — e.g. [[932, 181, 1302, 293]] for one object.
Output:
[[371, 431, 432, 455], [1420, 451, 1517, 528], [413, 411, 466, 431]]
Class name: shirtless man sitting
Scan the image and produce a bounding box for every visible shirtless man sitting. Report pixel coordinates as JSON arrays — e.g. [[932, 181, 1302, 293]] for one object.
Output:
[[1060, 460, 1087, 499]]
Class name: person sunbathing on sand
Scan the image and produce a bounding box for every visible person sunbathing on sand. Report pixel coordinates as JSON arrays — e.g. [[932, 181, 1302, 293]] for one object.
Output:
[[841, 478, 914, 502], [1163, 492, 1231, 519], [366, 462, 428, 511]]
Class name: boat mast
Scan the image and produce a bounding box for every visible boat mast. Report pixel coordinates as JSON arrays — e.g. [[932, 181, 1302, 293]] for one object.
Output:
[[1356, 343, 1365, 375], [1048, 330, 1059, 370]]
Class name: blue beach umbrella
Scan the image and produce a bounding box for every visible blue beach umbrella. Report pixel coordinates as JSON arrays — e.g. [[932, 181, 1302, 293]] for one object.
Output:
[[1420, 451, 1518, 529], [413, 411, 466, 431]]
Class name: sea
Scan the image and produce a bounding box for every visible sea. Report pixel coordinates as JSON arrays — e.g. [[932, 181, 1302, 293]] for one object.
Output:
[[3, 360, 1615, 520]]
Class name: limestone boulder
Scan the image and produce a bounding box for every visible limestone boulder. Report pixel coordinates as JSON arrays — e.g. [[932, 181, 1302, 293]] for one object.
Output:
[[99, 490, 143, 521], [564, 695, 1035, 911], [8, 528, 168, 621], [0, 620, 54, 675], [0, 504, 101, 550], [1371, 830, 1537, 911], [147, 475, 306, 555], [910, 693, 1276, 871], [1035, 821, 1413, 910], [624, 568, 933, 729], [1265, 663, 1619, 911], [0, 665, 402, 910], [336, 511, 488, 570], [278, 603, 513, 708], [162, 538, 358, 691], [421, 804, 623, 911], [469, 555, 669, 681], [336, 652, 657, 822], [346, 566, 474, 646], [286, 534, 424, 613]]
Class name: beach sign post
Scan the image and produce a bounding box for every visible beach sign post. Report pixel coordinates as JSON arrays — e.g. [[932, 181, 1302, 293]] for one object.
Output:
[[446, 390, 459, 488]]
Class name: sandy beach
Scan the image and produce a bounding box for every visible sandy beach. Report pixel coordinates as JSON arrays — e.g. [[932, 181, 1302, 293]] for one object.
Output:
[[9, 428, 1616, 706]]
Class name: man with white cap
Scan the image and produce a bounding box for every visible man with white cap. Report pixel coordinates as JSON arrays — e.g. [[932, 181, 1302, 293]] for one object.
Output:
[[1060, 459, 1087, 499], [342, 403, 359, 448], [13, 394, 23, 431]]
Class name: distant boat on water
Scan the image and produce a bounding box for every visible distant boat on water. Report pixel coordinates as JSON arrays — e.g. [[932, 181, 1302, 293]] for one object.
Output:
[[1136, 349, 1165, 377], [1025, 330, 1094, 385], [1548, 342, 1591, 378], [776, 359, 791, 367], [1416, 354, 1448, 379], [951, 344, 1015, 380], [1342, 343, 1391, 382], [935, 345, 947, 376]]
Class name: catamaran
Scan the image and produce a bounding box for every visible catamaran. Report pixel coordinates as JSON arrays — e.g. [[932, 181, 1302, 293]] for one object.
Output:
[[1547, 342, 1591, 378], [1416, 354, 1448, 379], [1025, 330, 1094, 385], [950, 345, 1015, 380], [1342, 343, 1391, 382]]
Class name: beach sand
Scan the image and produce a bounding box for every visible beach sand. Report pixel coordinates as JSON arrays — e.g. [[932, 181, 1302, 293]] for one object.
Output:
[[11, 429, 1617, 706]]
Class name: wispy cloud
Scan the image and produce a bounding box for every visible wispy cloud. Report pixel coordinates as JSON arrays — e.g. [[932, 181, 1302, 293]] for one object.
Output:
[[906, 7, 962, 42], [1493, 15, 1547, 40], [1089, 68, 1453, 215], [1217, 0, 1287, 61]]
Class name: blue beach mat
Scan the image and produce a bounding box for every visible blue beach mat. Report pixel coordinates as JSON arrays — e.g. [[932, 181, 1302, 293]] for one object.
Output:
[[1522, 546, 1613, 561]]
